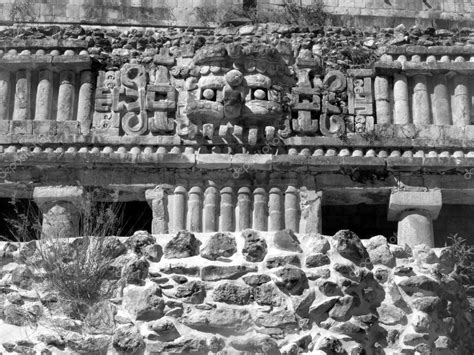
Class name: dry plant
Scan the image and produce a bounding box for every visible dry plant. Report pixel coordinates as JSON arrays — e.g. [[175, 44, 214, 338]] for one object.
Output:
[[5, 189, 126, 322], [194, 0, 330, 27], [445, 234, 474, 288]]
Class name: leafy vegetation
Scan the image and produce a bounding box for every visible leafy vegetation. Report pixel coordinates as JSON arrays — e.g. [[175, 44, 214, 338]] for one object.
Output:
[[194, 0, 330, 27], [9, 0, 36, 23], [445, 234, 474, 288]]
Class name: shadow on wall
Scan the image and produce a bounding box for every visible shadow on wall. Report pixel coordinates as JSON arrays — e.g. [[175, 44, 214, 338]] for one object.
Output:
[[0, 198, 152, 241]]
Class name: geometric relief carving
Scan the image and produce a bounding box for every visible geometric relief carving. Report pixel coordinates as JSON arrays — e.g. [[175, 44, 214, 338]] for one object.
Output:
[[93, 64, 177, 136], [290, 70, 347, 137], [347, 75, 374, 133], [348, 77, 373, 116]]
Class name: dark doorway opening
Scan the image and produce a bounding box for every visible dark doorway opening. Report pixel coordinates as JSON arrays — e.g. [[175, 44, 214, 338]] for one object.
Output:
[[322, 204, 397, 240], [116, 201, 152, 236]]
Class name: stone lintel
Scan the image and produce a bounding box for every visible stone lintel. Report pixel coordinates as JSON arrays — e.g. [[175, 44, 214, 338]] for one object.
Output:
[[388, 189, 442, 221], [33, 186, 84, 209]]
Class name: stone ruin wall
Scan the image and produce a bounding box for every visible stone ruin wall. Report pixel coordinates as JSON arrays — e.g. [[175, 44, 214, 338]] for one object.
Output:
[[0, 15, 471, 355], [0, 0, 472, 27], [0, 229, 472, 354]]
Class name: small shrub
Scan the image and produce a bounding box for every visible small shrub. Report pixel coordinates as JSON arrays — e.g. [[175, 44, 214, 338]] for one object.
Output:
[[5, 189, 126, 323], [9, 0, 36, 23], [194, 0, 330, 27], [445, 234, 474, 288]]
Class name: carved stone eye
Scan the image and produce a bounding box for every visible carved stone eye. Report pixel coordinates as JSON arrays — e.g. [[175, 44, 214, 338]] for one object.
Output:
[[225, 69, 243, 87], [254, 89, 266, 100], [202, 89, 215, 100]]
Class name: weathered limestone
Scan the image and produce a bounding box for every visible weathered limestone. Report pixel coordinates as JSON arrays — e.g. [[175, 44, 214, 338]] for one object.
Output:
[[219, 187, 234, 232], [299, 190, 322, 234], [12, 70, 30, 121], [0, 71, 10, 120], [374, 75, 391, 124], [172, 186, 187, 233], [33, 186, 84, 239], [412, 75, 430, 125], [432, 74, 451, 125], [268, 187, 283, 231], [284, 186, 299, 232], [393, 74, 410, 124], [203, 185, 219, 232], [145, 186, 169, 234], [34, 70, 52, 121], [253, 188, 268, 231], [237, 187, 251, 231], [452, 74, 470, 127], [388, 190, 442, 248], [187, 186, 202, 232], [57, 71, 75, 121], [77, 70, 94, 134]]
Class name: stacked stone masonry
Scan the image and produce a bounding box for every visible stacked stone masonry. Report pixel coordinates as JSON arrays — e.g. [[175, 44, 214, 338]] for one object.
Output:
[[0, 230, 472, 354], [0, 0, 472, 26], [0, 21, 472, 355]]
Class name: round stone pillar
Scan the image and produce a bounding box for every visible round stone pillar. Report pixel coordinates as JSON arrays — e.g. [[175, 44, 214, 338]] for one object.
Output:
[[397, 211, 434, 247], [33, 186, 84, 239], [388, 190, 442, 248]]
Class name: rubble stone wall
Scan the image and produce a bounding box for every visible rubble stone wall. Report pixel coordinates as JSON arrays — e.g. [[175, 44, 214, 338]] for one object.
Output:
[[0, 229, 472, 354], [0, 0, 471, 27]]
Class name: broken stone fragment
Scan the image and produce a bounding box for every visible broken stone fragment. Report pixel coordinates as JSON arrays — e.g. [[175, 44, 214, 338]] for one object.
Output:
[[306, 233, 331, 254], [329, 295, 355, 321], [242, 273, 271, 287], [100, 237, 126, 259], [201, 264, 257, 281], [377, 303, 406, 325], [318, 280, 342, 297], [332, 230, 371, 266], [365, 235, 395, 267], [212, 282, 253, 305], [274, 266, 308, 295], [229, 334, 280, 354], [11, 265, 34, 290], [293, 289, 316, 318], [164, 230, 201, 259], [142, 244, 163, 262], [181, 305, 252, 334], [398, 275, 440, 295], [125, 230, 156, 256], [200, 232, 237, 260], [148, 317, 180, 342], [254, 282, 286, 307], [146, 336, 210, 354], [159, 263, 200, 276], [272, 229, 303, 252], [306, 253, 330, 267], [122, 283, 164, 321], [412, 244, 438, 264], [3, 304, 29, 326], [241, 229, 268, 262], [266, 254, 301, 268], [255, 308, 298, 328], [112, 324, 145, 354], [121, 257, 149, 285], [174, 281, 206, 304]]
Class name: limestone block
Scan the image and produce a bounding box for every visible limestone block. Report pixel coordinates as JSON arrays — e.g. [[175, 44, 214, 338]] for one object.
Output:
[[388, 190, 442, 220]]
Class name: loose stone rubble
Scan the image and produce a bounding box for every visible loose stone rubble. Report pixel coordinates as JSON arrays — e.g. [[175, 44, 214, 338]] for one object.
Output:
[[0, 230, 472, 354]]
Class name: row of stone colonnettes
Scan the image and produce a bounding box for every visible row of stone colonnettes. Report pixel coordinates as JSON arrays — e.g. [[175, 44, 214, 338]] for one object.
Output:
[[33, 185, 442, 248]]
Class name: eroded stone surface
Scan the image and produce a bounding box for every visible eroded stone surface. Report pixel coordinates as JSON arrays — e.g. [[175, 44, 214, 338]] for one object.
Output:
[[0, 230, 472, 354]]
